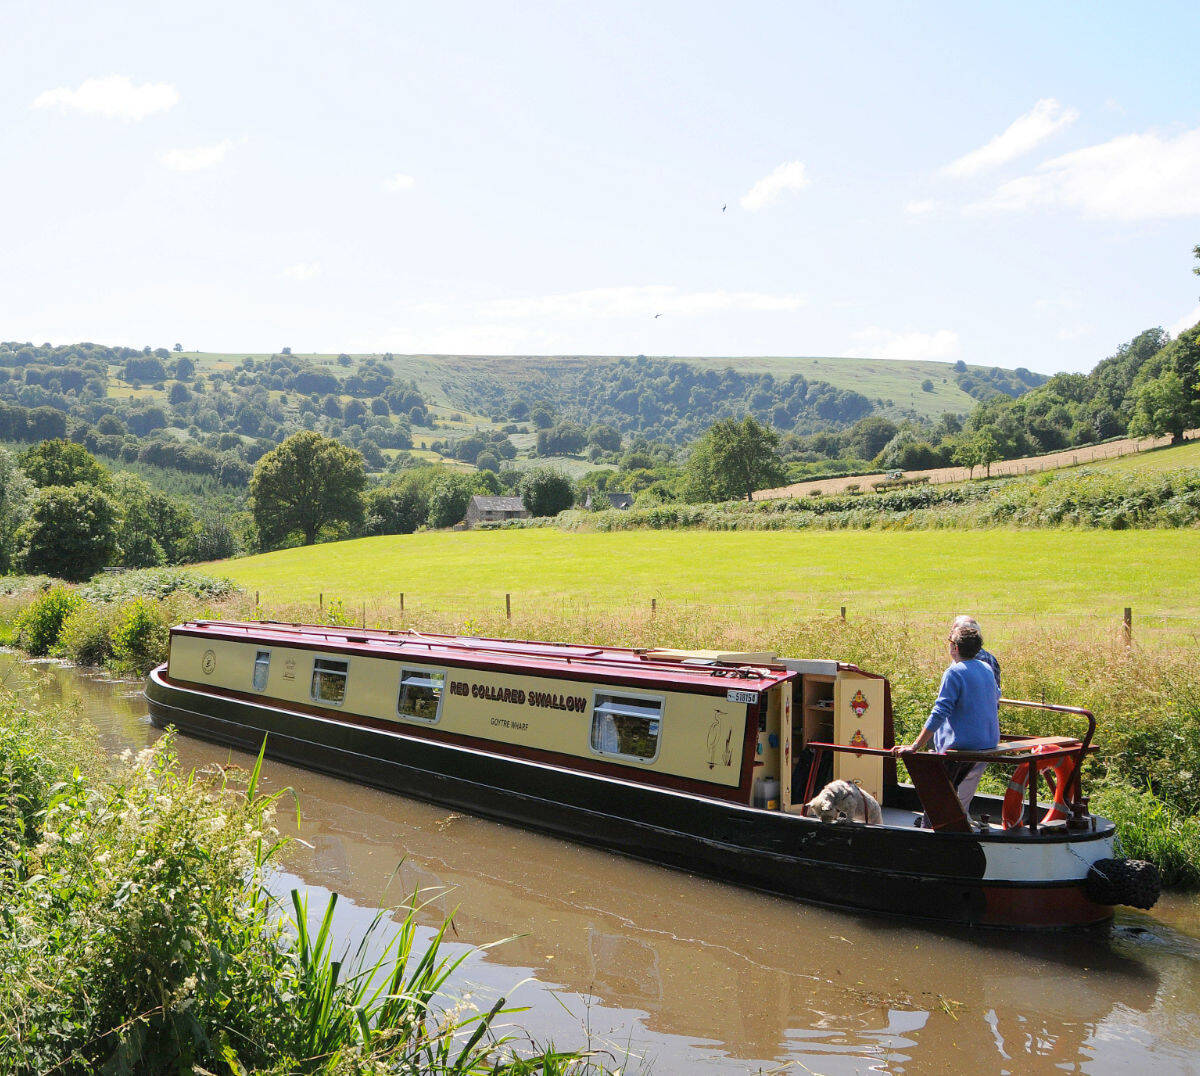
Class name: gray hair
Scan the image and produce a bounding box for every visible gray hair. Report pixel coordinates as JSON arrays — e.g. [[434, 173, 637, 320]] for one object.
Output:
[[953, 615, 983, 642]]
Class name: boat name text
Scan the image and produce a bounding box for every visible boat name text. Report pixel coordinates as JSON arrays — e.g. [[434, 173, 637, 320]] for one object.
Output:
[[449, 680, 587, 713]]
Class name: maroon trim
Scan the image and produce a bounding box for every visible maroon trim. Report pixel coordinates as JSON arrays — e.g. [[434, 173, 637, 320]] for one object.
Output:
[[172, 625, 792, 699], [981, 883, 1111, 928], [164, 674, 754, 803], [901, 752, 971, 832]]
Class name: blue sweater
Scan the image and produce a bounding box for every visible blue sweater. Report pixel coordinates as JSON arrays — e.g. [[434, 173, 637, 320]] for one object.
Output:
[[923, 658, 1001, 753]]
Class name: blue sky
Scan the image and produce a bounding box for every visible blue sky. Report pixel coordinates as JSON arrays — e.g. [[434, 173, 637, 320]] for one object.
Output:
[[3, 1, 1199, 373]]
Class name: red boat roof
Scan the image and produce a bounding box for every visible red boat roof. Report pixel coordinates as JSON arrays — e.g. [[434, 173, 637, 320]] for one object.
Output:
[[174, 620, 797, 693]]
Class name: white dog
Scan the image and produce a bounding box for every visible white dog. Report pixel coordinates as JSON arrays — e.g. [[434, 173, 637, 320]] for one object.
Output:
[[802, 779, 883, 825]]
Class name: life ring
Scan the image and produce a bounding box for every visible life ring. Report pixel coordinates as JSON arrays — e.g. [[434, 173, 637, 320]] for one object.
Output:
[[1001, 743, 1078, 829]]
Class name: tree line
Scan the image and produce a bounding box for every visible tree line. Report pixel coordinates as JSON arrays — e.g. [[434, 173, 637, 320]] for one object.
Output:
[[0, 344, 432, 485]]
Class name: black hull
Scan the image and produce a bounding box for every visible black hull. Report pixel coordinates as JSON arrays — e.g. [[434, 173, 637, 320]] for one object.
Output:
[[145, 667, 1115, 929]]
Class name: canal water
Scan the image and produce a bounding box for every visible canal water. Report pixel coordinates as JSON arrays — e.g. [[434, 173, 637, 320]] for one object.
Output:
[[12, 656, 1200, 1074]]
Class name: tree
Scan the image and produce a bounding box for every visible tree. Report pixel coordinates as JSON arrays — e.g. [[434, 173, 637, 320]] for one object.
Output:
[[364, 473, 432, 534], [1128, 369, 1199, 445], [16, 484, 118, 581], [21, 440, 109, 489], [110, 472, 198, 567], [519, 467, 575, 516], [173, 342, 183, 352], [843, 416, 898, 461], [684, 416, 785, 502], [972, 426, 1003, 478], [0, 448, 33, 573], [426, 473, 477, 528], [250, 431, 365, 548]]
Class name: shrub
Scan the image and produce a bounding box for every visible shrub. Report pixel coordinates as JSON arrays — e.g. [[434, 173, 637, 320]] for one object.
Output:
[[1090, 786, 1200, 888], [79, 568, 239, 604], [108, 597, 171, 675], [55, 602, 114, 667], [15, 585, 83, 656], [321, 597, 357, 627]]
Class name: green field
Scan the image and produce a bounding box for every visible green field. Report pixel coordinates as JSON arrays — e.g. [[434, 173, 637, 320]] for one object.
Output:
[[1090, 439, 1200, 474], [209, 528, 1198, 630]]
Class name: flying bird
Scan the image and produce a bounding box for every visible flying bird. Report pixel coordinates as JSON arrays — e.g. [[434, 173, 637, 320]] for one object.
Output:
[[654, 313, 662, 319], [722, 203, 727, 212]]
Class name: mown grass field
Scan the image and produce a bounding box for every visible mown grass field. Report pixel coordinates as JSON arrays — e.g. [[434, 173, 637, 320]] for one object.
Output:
[[208, 528, 1199, 635], [1095, 438, 1200, 474]]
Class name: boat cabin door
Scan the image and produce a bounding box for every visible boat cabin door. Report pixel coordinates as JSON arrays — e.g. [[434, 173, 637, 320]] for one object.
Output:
[[833, 673, 885, 802]]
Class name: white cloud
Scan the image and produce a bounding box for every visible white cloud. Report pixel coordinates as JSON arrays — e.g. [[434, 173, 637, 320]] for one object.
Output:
[[159, 140, 235, 172], [943, 98, 1078, 178], [1168, 305, 1200, 338], [974, 127, 1200, 220], [384, 172, 415, 192], [846, 328, 960, 363], [31, 75, 179, 121], [740, 161, 810, 212], [904, 199, 936, 215], [479, 285, 805, 320], [283, 262, 321, 281]]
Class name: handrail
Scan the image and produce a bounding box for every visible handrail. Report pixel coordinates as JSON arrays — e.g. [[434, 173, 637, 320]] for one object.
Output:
[[998, 697, 1095, 808], [803, 696, 1097, 833]]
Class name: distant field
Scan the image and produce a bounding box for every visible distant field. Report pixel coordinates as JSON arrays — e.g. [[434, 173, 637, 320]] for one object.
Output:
[[758, 431, 1198, 499], [1096, 439, 1200, 474], [207, 529, 1199, 632], [179, 351, 1004, 420]]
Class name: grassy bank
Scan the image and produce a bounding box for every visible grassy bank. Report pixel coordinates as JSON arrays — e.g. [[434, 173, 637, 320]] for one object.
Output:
[[0, 569, 247, 678], [0, 687, 593, 1074]]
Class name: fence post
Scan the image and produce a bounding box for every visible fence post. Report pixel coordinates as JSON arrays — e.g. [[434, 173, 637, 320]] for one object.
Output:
[[319, 592, 323, 612], [651, 598, 657, 616], [399, 592, 404, 615], [505, 593, 511, 620], [1123, 607, 1132, 647], [840, 605, 846, 622]]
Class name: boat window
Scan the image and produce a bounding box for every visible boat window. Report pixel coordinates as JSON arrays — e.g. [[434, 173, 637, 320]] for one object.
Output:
[[397, 668, 445, 722], [252, 650, 270, 692], [311, 658, 349, 705], [590, 693, 662, 762]]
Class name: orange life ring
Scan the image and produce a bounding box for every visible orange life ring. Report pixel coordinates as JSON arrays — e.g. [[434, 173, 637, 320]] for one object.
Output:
[[1001, 743, 1077, 829]]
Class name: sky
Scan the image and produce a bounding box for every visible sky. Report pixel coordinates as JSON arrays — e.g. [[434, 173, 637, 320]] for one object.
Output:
[[2, 0, 1199, 374]]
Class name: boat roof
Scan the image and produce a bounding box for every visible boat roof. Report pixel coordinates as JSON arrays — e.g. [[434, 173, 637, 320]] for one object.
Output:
[[174, 619, 801, 694]]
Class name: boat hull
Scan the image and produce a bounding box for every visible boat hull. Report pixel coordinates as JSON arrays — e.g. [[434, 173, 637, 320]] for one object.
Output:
[[146, 666, 1116, 930]]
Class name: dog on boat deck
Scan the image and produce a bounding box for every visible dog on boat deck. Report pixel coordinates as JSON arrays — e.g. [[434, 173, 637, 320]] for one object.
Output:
[[802, 779, 883, 825]]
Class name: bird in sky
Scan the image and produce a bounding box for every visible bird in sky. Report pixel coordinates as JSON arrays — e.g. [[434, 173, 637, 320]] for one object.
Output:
[[721, 203, 727, 212], [654, 313, 662, 319]]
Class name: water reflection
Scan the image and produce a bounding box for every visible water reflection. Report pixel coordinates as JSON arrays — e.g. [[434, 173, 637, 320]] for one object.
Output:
[[10, 656, 1200, 1074]]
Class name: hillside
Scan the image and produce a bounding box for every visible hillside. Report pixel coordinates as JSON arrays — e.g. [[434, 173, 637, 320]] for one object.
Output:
[[180, 351, 1042, 434]]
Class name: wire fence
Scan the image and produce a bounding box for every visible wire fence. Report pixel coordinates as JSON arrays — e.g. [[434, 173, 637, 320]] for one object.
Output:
[[243, 588, 1200, 646], [757, 429, 1200, 500]]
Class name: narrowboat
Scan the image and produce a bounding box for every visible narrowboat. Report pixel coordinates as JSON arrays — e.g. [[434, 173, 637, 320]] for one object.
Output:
[[145, 620, 1159, 929]]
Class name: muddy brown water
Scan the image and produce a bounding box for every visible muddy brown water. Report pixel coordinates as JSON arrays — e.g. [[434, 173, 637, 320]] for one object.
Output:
[[11, 656, 1200, 1074]]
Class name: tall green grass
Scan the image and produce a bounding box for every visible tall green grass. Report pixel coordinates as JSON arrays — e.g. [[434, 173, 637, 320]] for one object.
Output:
[[0, 691, 596, 1074]]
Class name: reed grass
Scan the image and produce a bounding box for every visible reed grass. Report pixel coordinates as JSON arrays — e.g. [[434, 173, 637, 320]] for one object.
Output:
[[0, 689, 598, 1074]]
